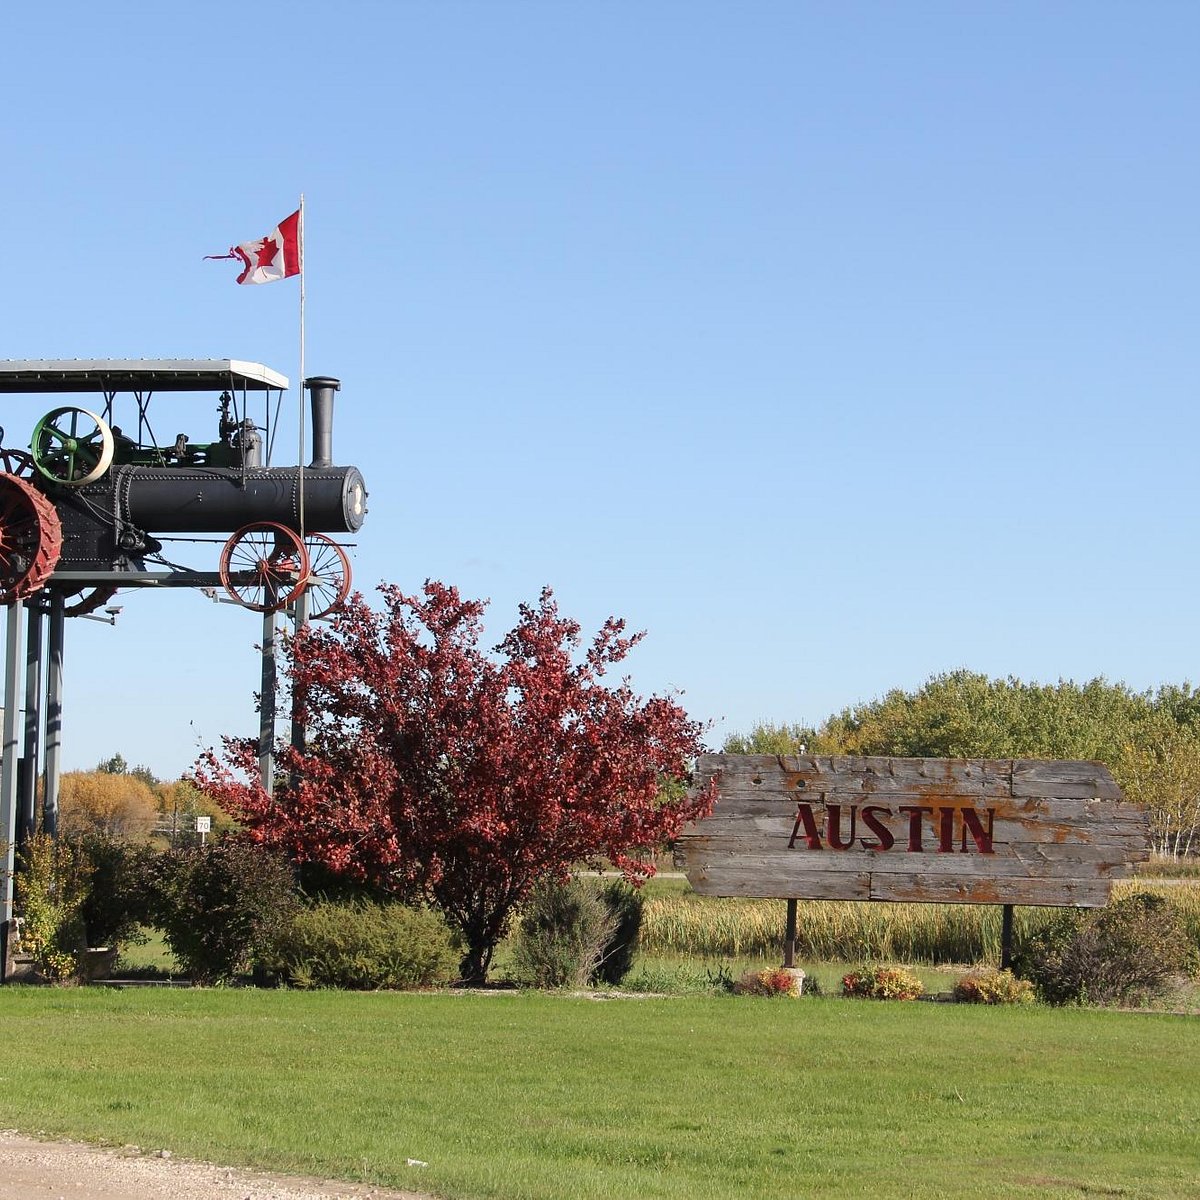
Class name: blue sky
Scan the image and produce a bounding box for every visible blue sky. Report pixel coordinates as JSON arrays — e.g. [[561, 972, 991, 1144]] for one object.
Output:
[[3, 1, 1198, 778]]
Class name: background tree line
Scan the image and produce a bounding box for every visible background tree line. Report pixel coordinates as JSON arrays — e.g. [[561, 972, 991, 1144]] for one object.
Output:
[[55, 753, 233, 844], [724, 670, 1200, 859]]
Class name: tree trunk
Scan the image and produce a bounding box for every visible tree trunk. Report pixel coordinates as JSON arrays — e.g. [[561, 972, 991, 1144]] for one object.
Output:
[[458, 940, 493, 985], [440, 883, 519, 986]]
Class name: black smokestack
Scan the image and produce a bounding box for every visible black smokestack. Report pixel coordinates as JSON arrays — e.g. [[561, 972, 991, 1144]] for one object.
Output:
[[305, 376, 340, 468]]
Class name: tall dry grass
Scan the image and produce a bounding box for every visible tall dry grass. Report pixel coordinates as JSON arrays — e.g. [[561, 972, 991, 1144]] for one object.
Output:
[[640, 881, 1200, 965]]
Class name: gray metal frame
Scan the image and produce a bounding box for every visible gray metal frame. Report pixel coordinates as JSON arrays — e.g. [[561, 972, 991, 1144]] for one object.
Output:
[[0, 603, 24, 979], [0, 360, 342, 981]]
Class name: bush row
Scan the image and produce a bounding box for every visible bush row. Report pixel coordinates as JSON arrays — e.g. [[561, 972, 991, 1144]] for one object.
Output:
[[15, 833, 1196, 1004], [15, 837, 645, 991], [13, 834, 457, 988]]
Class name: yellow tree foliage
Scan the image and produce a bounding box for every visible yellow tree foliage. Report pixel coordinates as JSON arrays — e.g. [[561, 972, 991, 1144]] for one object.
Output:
[[59, 770, 159, 840], [154, 778, 239, 837], [1116, 722, 1200, 859]]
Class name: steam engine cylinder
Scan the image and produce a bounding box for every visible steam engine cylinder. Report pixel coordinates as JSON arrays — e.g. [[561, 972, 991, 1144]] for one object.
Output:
[[53, 464, 367, 571], [120, 465, 367, 534]]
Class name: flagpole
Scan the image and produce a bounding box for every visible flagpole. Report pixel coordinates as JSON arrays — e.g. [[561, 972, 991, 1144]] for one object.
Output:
[[298, 193, 306, 543]]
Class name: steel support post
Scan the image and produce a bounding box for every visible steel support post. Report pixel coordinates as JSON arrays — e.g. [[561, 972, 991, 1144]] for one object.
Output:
[[19, 601, 44, 847], [1000, 903, 1015, 970], [259, 607, 276, 798], [42, 593, 65, 837], [1, 601, 27, 982], [290, 589, 308, 767], [783, 898, 798, 969]]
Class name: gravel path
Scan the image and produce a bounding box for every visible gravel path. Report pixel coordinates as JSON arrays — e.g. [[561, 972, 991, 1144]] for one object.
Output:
[[0, 1133, 432, 1200]]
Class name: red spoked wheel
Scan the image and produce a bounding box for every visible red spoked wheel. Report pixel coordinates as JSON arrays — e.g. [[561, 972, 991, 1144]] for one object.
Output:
[[220, 522, 311, 613], [0, 474, 63, 603], [301, 533, 352, 619]]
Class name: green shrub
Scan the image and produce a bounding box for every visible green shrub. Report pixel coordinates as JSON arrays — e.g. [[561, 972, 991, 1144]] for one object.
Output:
[[953, 968, 1034, 1005], [617, 961, 734, 995], [1112, 880, 1200, 955], [14, 833, 91, 981], [71, 835, 156, 950], [274, 900, 457, 989], [145, 841, 298, 984], [1014, 892, 1193, 1006], [841, 965, 924, 1000], [512, 879, 618, 989], [592, 879, 644, 986]]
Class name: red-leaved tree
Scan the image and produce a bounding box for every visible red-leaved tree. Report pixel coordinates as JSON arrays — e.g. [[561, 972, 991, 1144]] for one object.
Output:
[[196, 582, 714, 982]]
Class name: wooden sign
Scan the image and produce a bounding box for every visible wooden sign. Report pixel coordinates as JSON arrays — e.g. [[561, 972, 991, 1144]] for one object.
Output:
[[677, 755, 1151, 907]]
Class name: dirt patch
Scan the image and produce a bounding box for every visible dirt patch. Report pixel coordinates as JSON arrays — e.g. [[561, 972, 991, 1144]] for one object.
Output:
[[0, 1132, 432, 1200]]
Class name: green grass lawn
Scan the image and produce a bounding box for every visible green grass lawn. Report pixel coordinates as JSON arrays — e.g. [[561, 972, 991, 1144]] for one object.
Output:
[[0, 987, 1197, 1199], [114, 927, 177, 974]]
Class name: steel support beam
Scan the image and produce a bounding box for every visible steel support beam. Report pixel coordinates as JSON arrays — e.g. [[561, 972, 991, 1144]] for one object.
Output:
[[19, 601, 44, 847], [259, 607, 276, 798], [43, 593, 65, 837], [289, 589, 308, 769], [1, 601, 27, 982], [48, 571, 228, 588]]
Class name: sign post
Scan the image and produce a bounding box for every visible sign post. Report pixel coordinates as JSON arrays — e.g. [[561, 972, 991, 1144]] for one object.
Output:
[[783, 898, 798, 969]]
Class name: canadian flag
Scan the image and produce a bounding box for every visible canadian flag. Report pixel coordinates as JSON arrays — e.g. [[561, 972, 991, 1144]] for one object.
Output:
[[207, 210, 302, 285]]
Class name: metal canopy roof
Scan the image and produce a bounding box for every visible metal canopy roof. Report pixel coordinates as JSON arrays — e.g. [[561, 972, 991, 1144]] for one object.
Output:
[[0, 359, 289, 393]]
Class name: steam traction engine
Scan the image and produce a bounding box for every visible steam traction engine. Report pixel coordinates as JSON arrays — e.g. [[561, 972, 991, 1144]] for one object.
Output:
[[0, 360, 365, 613], [0, 360, 369, 977]]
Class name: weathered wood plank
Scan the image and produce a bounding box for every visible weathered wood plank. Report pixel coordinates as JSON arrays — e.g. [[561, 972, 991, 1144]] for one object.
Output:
[[688, 803, 1149, 841], [688, 862, 1115, 906], [683, 848, 891, 875], [1005, 796, 1144, 822], [701, 792, 1010, 816], [683, 846, 1134, 880], [687, 869, 873, 900], [698, 754, 1014, 798], [680, 753, 1151, 906], [1000, 841, 1144, 866], [700, 754, 1124, 799], [866, 875, 1112, 907], [1011, 760, 1123, 799]]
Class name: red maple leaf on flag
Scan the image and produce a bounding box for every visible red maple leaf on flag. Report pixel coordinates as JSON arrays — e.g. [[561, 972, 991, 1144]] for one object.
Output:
[[255, 237, 280, 269]]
